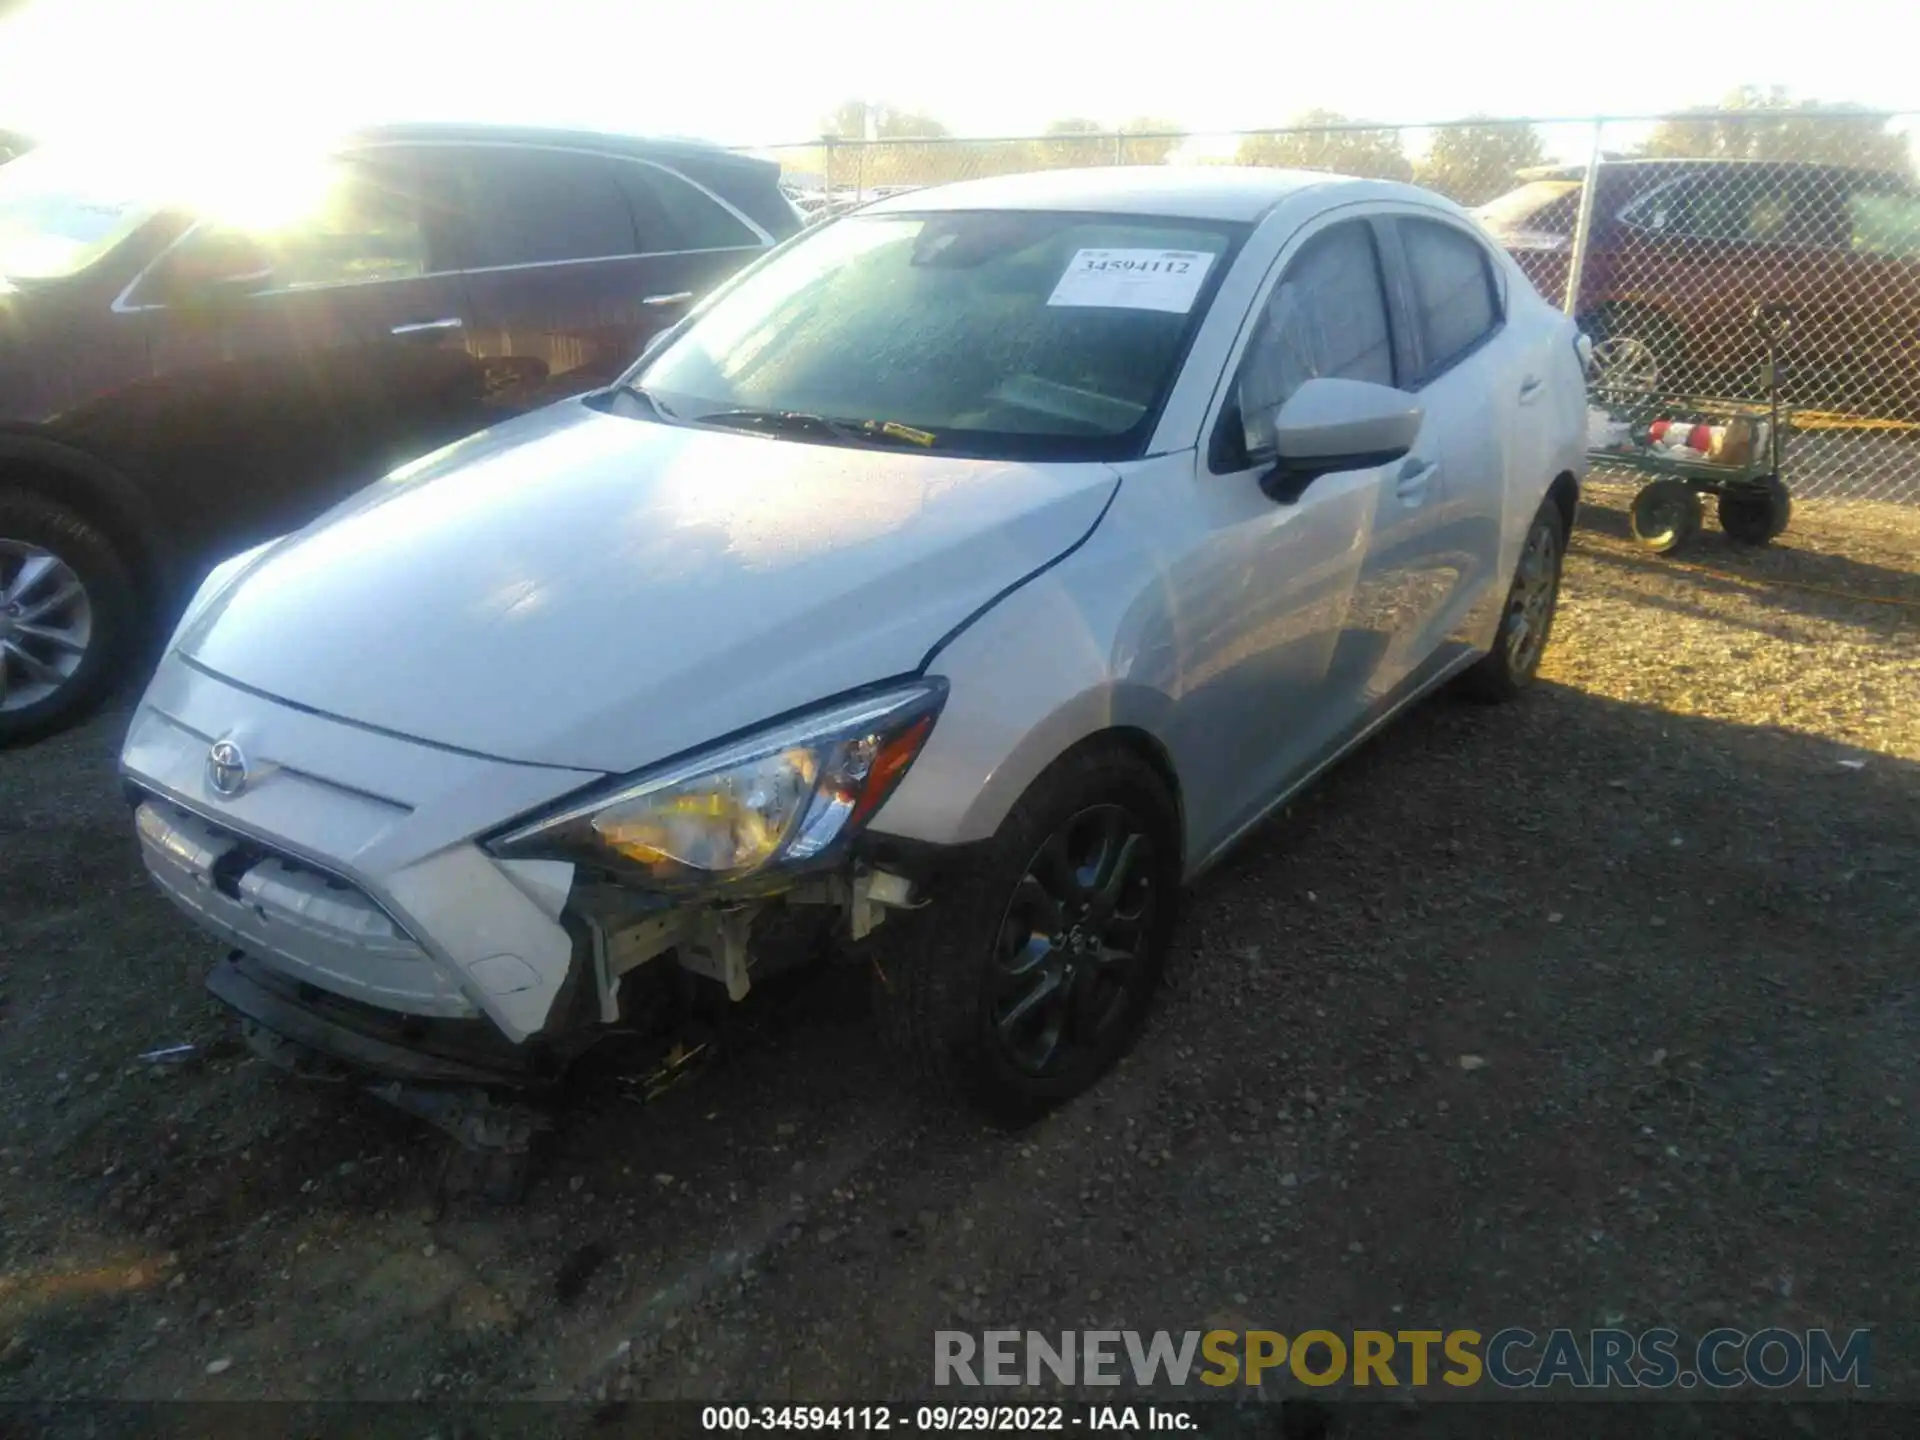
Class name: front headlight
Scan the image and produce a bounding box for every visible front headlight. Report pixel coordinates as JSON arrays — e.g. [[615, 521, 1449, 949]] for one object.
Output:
[[488, 680, 946, 893]]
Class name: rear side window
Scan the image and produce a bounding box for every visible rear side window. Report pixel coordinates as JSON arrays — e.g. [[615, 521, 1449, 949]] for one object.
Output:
[[457, 149, 638, 267], [623, 167, 759, 251], [1224, 220, 1395, 464], [1401, 219, 1500, 379]]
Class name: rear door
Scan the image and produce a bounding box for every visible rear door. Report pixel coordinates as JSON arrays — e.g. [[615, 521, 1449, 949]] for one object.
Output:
[[136, 148, 485, 560], [1369, 212, 1511, 693], [448, 145, 769, 421]]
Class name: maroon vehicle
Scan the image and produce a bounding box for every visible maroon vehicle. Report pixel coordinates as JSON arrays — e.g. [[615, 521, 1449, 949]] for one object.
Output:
[[0, 123, 798, 743], [1476, 158, 1920, 415]]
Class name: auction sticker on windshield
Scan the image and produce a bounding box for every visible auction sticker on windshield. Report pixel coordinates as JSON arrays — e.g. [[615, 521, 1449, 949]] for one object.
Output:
[[1048, 248, 1215, 313]]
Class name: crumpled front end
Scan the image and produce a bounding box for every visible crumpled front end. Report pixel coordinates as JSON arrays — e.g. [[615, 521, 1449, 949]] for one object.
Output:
[[120, 652, 603, 1080], [121, 647, 942, 1100]]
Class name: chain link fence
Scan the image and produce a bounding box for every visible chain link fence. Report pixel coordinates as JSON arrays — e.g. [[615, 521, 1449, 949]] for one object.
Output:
[[749, 110, 1920, 504]]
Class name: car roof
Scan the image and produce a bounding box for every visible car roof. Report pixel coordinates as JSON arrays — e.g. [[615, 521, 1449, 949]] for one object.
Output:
[[1518, 157, 1897, 181], [860, 165, 1364, 223], [344, 122, 776, 174]]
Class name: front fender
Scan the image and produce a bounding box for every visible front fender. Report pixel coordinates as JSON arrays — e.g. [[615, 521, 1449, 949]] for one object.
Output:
[[868, 560, 1180, 863]]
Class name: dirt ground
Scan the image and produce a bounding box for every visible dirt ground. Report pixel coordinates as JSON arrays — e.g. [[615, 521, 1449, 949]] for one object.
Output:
[[2, 480, 1917, 1422]]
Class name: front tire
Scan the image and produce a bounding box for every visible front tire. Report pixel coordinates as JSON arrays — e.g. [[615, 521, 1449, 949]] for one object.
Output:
[[1459, 497, 1565, 703], [1629, 478, 1701, 554], [872, 745, 1181, 1125], [0, 492, 137, 746]]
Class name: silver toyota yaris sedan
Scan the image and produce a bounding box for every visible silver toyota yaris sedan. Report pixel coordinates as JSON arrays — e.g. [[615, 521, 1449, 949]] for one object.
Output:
[[122, 166, 1587, 1138]]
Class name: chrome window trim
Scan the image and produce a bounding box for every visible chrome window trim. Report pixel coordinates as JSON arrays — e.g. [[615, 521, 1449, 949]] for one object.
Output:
[[110, 138, 774, 314]]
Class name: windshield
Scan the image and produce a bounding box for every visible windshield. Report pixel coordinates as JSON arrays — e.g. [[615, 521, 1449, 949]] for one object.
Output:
[[0, 146, 156, 281], [635, 210, 1246, 462], [1475, 179, 1580, 236]]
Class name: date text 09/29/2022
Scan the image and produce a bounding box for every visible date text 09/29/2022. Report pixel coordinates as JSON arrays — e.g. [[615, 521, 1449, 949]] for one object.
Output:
[[701, 1406, 1190, 1432]]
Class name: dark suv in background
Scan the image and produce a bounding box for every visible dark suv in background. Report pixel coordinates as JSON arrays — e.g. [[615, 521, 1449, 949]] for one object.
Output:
[[0, 123, 797, 742], [1477, 158, 1920, 414]]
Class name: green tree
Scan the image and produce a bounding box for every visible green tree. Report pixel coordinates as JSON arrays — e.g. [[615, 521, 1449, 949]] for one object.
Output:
[[1416, 118, 1548, 205], [1640, 86, 1911, 177], [819, 100, 961, 192], [1236, 109, 1412, 181], [1118, 117, 1185, 166], [821, 100, 950, 142], [1034, 118, 1109, 171]]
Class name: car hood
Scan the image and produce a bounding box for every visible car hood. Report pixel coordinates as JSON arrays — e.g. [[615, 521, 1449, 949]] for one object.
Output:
[[177, 401, 1119, 774]]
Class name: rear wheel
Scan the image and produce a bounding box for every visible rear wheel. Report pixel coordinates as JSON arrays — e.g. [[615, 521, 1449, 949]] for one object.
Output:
[[1717, 476, 1791, 546], [0, 492, 137, 746], [873, 745, 1180, 1125], [1460, 497, 1565, 703]]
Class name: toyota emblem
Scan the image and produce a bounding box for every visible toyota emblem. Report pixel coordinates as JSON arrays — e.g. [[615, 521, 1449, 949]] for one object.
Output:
[[206, 739, 249, 798]]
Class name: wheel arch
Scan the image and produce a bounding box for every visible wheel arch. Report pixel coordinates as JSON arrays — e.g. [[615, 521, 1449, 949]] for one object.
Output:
[[872, 677, 1191, 877], [1546, 469, 1580, 537]]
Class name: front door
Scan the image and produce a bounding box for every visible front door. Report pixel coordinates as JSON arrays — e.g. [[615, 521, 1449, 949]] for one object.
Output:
[[1165, 215, 1404, 855], [134, 148, 484, 565]]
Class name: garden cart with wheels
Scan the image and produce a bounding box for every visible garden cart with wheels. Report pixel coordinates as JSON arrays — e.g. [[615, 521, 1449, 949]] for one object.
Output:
[[1585, 301, 1795, 554]]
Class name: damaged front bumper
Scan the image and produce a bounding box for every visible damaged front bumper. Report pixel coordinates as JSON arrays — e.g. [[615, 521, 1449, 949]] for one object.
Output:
[[122, 656, 928, 1099]]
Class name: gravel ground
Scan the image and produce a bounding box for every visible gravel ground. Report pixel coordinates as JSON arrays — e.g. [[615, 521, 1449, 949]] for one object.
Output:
[[2, 482, 1916, 1424]]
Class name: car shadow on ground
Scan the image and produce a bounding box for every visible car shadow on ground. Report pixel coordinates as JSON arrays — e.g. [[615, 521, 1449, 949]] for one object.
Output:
[[0, 673, 1916, 1406]]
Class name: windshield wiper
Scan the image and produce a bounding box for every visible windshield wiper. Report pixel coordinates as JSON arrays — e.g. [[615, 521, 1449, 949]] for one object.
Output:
[[691, 407, 938, 449]]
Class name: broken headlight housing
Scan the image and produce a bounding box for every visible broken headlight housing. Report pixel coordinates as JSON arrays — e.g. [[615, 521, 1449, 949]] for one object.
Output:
[[488, 680, 946, 894]]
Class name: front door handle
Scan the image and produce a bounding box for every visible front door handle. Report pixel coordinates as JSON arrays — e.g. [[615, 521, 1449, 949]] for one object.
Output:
[[1518, 375, 1545, 404], [1395, 458, 1438, 504], [391, 317, 464, 336], [642, 291, 695, 308]]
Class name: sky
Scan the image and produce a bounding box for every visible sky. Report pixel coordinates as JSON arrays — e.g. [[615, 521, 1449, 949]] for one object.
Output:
[[0, 0, 1914, 152]]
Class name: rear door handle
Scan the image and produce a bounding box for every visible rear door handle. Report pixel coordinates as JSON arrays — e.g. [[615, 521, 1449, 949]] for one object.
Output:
[[1395, 458, 1439, 504], [1518, 375, 1545, 404], [642, 291, 695, 308], [391, 317, 464, 336]]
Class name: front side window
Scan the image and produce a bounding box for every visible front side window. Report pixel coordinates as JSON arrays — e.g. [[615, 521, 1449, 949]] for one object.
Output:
[[635, 209, 1245, 461], [1230, 221, 1395, 461], [1402, 218, 1500, 379], [1631, 172, 1842, 248], [153, 154, 435, 294]]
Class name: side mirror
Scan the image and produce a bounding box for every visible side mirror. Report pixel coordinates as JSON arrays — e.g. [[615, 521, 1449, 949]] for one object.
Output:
[[1259, 377, 1422, 503]]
